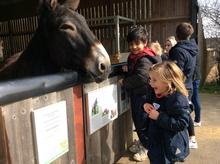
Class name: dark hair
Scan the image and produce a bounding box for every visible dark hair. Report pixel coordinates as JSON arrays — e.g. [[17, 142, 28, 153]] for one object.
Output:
[[176, 22, 194, 40], [127, 25, 148, 43]]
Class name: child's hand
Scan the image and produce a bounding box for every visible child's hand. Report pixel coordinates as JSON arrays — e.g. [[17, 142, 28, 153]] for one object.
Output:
[[143, 103, 159, 120], [122, 65, 128, 72], [118, 79, 124, 85], [148, 110, 159, 120], [143, 103, 154, 114]]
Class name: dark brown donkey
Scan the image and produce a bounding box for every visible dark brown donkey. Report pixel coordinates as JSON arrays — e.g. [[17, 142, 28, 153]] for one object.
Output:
[[0, 0, 111, 83]]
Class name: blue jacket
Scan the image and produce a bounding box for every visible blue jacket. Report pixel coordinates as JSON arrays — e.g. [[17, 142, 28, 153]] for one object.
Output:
[[146, 91, 190, 163], [169, 39, 198, 92]]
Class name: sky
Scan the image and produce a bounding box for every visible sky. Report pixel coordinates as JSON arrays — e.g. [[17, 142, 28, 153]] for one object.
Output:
[[198, 0, 220, 38]]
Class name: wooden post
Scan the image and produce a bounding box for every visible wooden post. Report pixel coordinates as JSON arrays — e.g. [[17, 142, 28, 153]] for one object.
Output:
[[72, 85, 86, 164]]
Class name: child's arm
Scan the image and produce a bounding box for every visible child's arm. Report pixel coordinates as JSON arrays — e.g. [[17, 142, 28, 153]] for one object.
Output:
[[156, 111, 189, 132], [155, 95, 190, 132], [123, 57, 152, 89]]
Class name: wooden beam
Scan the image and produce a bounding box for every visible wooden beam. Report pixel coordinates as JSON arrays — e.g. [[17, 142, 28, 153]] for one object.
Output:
[[138, 16, 190, 23]]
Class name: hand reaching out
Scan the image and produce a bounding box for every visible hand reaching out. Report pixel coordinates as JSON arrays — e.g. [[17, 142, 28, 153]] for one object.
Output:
[[122, 65, 128, 72], [118, 79, 124, 85]]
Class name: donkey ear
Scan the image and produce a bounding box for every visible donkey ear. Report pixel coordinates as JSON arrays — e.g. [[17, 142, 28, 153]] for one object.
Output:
[[62, 0, 80, 10], [38, 0, 58, 12], [50, 0, 58, 10]]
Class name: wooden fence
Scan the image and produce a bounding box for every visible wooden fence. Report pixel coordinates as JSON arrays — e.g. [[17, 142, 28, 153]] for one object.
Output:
[[78, 0, 193, 56], [0, 89, 76, 164], [0, 69, 133, 164], [0, 72, 80, 164]]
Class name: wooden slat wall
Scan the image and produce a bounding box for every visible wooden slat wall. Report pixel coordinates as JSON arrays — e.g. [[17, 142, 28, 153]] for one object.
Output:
[[86, 111, 132, 164], [0, 0, 192, 60], [0, 89, 77, 164], [78, 0, 191, 55], [0, 16, 38, 59]]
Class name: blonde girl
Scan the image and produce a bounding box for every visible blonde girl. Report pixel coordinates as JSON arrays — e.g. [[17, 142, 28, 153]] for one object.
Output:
[[162, 36, 177, 60], [143, 61, 190, 164], [164, 36, 177, 54], [148, 61, 188, 99]]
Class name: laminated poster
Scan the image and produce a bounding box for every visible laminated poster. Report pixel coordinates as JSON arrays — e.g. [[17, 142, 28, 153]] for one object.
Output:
[[87, 84, 118, 134]]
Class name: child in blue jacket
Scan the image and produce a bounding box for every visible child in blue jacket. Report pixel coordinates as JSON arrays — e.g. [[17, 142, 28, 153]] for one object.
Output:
[[143, 61, 190, 164]]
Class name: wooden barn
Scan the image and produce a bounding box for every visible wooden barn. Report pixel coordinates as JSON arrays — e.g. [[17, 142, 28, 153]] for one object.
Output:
[[0, 0, 198, 62], [0, 0, 199, 164]]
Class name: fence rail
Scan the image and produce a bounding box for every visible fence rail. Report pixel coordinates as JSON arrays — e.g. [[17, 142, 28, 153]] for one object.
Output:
[[0, 72, 79, 105]]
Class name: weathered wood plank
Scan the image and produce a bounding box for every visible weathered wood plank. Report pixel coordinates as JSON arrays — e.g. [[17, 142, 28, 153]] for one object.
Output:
[[0, 88, 76, 164], [0, 107, 9, 164], [2, 98, 35, 164]]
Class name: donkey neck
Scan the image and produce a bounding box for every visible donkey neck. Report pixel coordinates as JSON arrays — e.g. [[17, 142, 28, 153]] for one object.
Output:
[[22, 29, 48, 60], [17, 29, 60, 75]]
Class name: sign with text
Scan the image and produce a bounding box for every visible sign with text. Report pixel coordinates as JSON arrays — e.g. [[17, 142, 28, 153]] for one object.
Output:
[[32, 101, 69, 164], [86, 84, 118, 134]]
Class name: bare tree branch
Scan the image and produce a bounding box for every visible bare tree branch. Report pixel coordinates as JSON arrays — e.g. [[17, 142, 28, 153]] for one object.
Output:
[[199, 0, 220, 38]]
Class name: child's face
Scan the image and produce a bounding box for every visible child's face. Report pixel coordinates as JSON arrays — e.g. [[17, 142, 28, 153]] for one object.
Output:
[[149, 72, 169, 96], [129, 40, 146, 54], [164, 40, 172, 53]]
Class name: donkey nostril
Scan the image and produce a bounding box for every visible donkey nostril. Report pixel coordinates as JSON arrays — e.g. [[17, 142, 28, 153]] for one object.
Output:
[[99, 63, 106, 72]]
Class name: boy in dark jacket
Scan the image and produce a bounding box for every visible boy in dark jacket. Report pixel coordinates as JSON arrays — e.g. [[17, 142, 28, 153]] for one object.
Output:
[[169, 22, 198, 149], [119, 25, 161, 161]]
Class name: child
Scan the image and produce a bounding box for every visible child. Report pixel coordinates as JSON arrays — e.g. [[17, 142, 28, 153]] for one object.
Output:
[[192, 54, 202, 126], [169, 22, 198, 149], [119, 25, 161, 161], [149, 41, 163, 56], [143, 61, 190, 164], [161, 36, 177, 61]]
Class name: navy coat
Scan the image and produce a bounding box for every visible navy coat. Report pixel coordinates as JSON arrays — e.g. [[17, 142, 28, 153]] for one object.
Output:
[[169, 39, 198, 94], [146, 91, 190, 163]]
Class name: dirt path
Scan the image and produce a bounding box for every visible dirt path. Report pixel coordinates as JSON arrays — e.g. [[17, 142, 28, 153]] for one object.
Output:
[[116, 93, 220, 164]]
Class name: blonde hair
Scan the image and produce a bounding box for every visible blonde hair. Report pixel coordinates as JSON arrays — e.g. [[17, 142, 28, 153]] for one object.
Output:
[[149, 41, 163, 56], [166, 36, 177, 47], [149, 61, 188, 97]]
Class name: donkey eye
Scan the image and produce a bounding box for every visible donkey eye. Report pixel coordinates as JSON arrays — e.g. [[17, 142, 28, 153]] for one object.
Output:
[[59, 21, 77, 37], [59, 21, 76, 32]]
